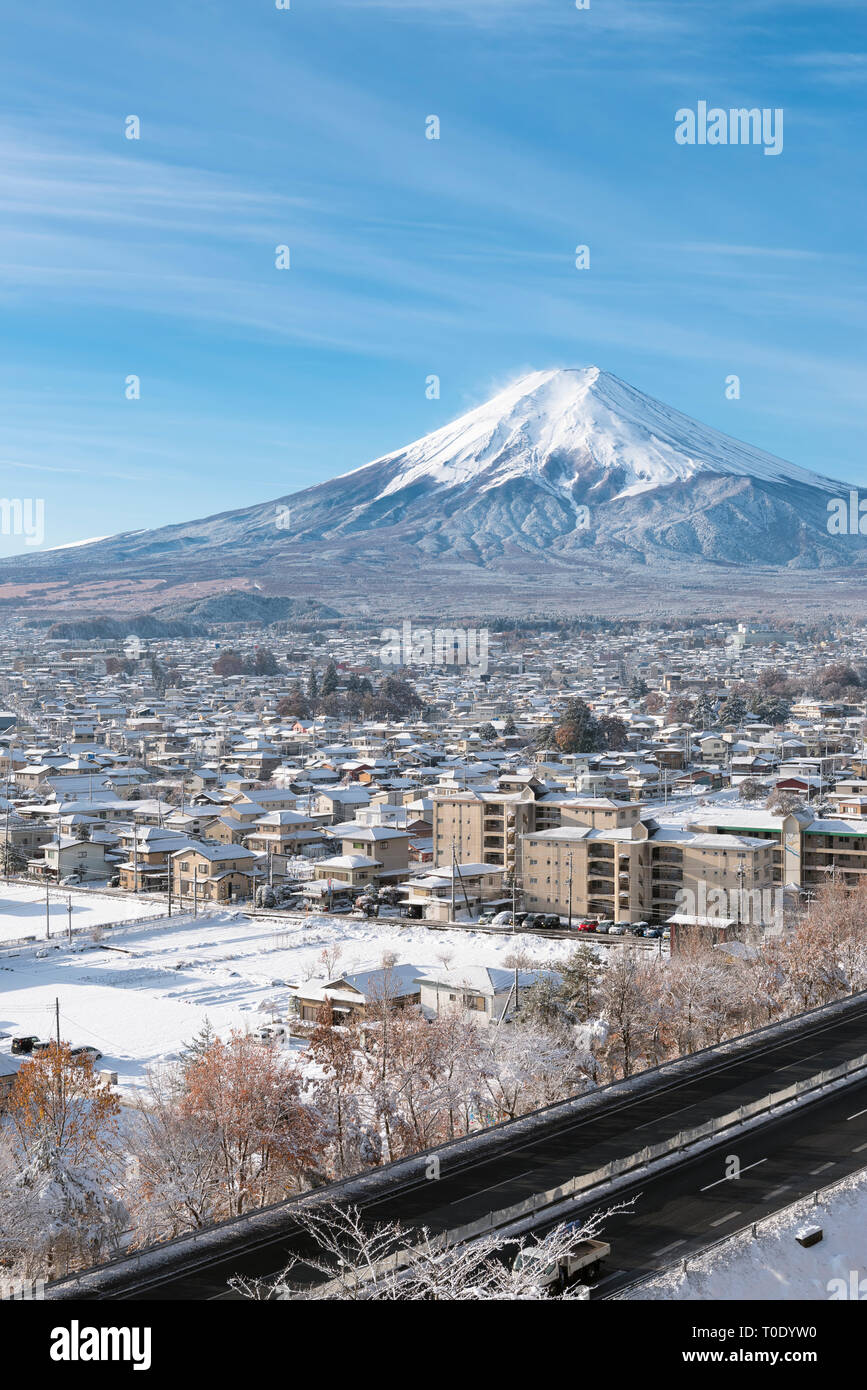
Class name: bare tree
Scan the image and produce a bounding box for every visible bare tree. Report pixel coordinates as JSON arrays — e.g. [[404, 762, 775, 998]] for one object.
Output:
[[230, 1201, 620, 1301]]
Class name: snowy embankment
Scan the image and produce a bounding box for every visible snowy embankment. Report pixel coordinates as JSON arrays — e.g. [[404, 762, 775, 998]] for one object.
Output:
[[0, 881, 166, 942], [624, 1170, 867, 1301], [0, 908, 570, 1096]]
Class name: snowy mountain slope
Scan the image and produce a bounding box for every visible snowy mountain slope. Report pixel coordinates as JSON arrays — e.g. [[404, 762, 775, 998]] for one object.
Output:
[[353, 367, 839, 505], [1, 366, 863, 615]]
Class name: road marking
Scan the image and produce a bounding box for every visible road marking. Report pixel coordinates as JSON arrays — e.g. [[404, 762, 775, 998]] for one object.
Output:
[[700, 1158, 766, 1192], [809, 1162, 834, 1175], [710, 1211, 741, 1227], [653, 1239, 686, 1257], [474, 1168, 535, 1198], [774, 1051, 823, 1069], [854, 1142, 867, 1154], [847, 1108, 867, 1121], [764, 1185, 792, 1200]]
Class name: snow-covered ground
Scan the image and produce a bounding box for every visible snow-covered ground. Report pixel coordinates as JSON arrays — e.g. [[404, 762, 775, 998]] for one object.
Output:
[[641, 785, 743, 825], [0, 882, 167, 943], [625, 1170, 867, 1301], [0, 908, 571, 1096]]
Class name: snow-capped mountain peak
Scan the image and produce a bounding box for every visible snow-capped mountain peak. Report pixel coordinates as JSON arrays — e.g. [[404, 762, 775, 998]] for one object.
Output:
[[356, 366, 838, 507]]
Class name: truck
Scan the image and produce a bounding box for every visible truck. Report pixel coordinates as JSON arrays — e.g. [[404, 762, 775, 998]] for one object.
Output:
[[511, 1234, 610, 1291]]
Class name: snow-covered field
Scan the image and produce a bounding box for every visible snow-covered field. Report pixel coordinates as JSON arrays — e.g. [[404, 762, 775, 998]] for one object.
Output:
[[625, 1170, 867, 1301], [0, 908, 571, 1096], [0, 882, 167, 943]]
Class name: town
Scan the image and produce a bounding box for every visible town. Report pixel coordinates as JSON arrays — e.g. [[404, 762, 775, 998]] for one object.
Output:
[[1, 611, 865, 1049]]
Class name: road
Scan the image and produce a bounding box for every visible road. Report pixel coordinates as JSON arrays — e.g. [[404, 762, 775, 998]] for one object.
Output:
[[45, 992, 867, 1300]]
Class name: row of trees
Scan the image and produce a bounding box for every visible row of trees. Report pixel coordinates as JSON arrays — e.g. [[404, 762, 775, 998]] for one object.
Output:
[[277, 670, 423, 722]]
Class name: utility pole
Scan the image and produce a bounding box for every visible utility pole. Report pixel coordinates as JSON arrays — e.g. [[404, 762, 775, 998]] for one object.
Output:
[[567, 850, 573, 930], [451, 839, 456, 922], [167, 858, 173, 917], [67, 896, 72, 943], [55, 996, 61, 1048], [193, 864, 198, 918], [133, 832, 139, 896], [45, 880, 50, 939]]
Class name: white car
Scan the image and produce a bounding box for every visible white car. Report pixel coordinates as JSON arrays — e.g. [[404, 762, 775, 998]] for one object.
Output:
[[254, 1024, 287, 1044]]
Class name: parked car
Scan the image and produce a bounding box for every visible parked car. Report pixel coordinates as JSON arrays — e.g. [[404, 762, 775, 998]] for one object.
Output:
[[70, 1045, 103, 1062], [596, 920, 614, 934], [522, 913, 543, 930], [628, 922, 647, 936], [11, 1035, 38, 1055], [642, 927, 663, 939], [542, 914, 562, 929], [253, 1025, 286, 1045], [608, 924, 628, 935], [60, 873, 83, 886], [491, 911, 514, 926], [577, 921, 597, 932]]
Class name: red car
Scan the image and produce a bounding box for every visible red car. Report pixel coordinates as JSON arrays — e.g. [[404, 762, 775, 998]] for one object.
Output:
[[576, 921, 597, 932]]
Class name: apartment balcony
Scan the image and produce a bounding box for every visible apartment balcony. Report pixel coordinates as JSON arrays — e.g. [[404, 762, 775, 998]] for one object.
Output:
[[588, 878, 616, 895], [483, 836, 504, 850]]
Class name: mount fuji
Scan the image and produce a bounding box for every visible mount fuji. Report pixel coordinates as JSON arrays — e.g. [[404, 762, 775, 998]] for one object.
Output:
[[3, 367, 864, 619]]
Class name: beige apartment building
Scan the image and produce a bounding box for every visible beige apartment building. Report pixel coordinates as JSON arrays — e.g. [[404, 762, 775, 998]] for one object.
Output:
[[431, 787, 637, 881], [521, 821, 776, 926], [687, 807, 867, 896]]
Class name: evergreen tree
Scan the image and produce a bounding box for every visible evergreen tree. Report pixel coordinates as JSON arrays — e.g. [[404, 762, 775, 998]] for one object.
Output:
[[718, 694, 747, 726], [307, 666, 319, 711], [559, 944, 604, 1021], [182, 1018, 217, 1071], [321, 660, 339, 697], [694, 693, 717, 727]]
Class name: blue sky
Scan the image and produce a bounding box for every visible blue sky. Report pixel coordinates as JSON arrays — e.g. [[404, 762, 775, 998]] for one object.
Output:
[[0, 0, 864, 553]]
